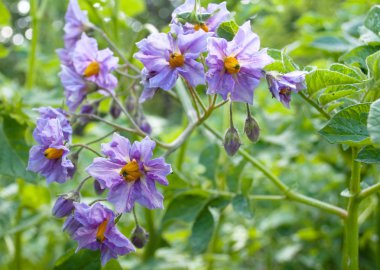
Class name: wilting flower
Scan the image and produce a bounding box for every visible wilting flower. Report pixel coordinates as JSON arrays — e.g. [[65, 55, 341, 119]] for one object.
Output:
[[52, 191, 79, 218], [35, 107, 72, 142], [206, 21, 273, 104], [172, 0, 231, 35], [28, 118, 75, 184], [73, 33, 118, 91], [86, 133, 171, 213], [266, 71, 307, 108], [134, 30, 207, 92], [64, 0, 91, 49], [72, 203, 135, 265]]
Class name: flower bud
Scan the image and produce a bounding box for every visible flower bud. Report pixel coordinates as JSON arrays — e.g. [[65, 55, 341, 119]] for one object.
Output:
[[93, 180, 105, 195], [131, 225, 149, 248], [244, 116, 260, 143], [223, 127, 241, 156], [126, 95, 137, 115], [52, 191, 79, 218], [110, 99, 121, 119]]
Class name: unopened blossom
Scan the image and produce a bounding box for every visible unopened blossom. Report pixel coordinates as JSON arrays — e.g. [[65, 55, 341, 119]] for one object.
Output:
[[134, 30, 207, 92], [266, 71, 307, 108], [206, 21, 273, 104], [72, 203, 135, 265], [52, 191, 79, 218], [73, 33, 118, 91], [64, 0, 91, 49], [27, 118, 75, 184], [172, 0, 231, 35], [86, 133, 171, 213], [138, 68, 159, 103]]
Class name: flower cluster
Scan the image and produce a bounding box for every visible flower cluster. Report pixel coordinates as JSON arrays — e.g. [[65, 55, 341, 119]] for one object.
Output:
[[57, 0, 118, 112]]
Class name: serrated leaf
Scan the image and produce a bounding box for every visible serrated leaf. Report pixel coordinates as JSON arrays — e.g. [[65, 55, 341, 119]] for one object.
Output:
[[339, 45, 380, 69], [232, 194, 253, 219], [306, 69, 361, 95], [368, 98, 380, 148], [364, 5, 380, 35], [54, 249, 101, 270], [356, 146, 380, 163], [162, 194, 208, 225], [217, 21, 239, 41], [319, 103, 371, 146], [189, 208, 214, 254]]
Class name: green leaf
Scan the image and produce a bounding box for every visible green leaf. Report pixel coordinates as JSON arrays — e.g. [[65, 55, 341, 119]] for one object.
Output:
[[226, 160, 246, 192], [318, 85, 358, 105], [356, 146, 380, 163], [311, 36, 350, 52], [367, 50, 380, 83], [306, 69, 361, 95], [20, 182, 50, 209], [282, 50, 299, 72], [207, 196, 230, 211], [54, 249, 101, 270], [267, 48, 282, 60], [364, 5, 380, 35], [189, 207, 214, 254], [329, 64, 366, 80], [232, 194, 253, 219], [0, 1, 10, 26], [367, 98, 380, 147], [120, 0, 145, 16], [319, 103, 371, 146], [162, 193, 208, 225], [217, 21, 239, 41], [199, 144, 220, 182], [339, 45, 380, 70]]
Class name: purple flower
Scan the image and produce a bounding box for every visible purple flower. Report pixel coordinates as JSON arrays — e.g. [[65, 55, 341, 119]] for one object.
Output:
[[27, 119, 75, 184], [134, 30, 207, 92], [63, 214, 82, 236], [73, 33, 118, 91], [52, 191, 79, 218], [172, 0, 231, 35], [266, 71, 307, 108], [35, 107, 72, 142], [72, 203, 135, 265], [59, 65, 95, 112], [64, 0, 91, 49], [139, 68, 159, 103], [206, 21, 273, 104], [86, 133, 171, 213]]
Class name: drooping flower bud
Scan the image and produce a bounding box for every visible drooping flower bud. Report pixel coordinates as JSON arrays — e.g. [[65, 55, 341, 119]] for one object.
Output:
[[110, 99, 121, 119], [131, 225, 149, 248], [223, 127, 241, 156], [136, 111, 152, 135], [52, 191, 79, 218], [93, 180, 105, 195], [244, 115, 260, 143]]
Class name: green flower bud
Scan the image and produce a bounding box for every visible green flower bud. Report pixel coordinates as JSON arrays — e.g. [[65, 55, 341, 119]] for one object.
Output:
[[131, 225, 149, 248], [223, 127, 241, 156], [244, 116, 260, 143]]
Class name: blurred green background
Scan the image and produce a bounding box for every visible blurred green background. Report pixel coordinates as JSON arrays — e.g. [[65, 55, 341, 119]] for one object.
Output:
[[1, 0, 380, 269]]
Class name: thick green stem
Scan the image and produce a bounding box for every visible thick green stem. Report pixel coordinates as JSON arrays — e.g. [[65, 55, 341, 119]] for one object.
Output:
[[343, 148, 361, 270], [25, 0, 38, 89], [299, 91, 331, 119]]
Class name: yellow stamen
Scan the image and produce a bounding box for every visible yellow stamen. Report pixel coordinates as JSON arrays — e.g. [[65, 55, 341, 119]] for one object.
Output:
[[194, 23, 209, 32], [120, 159, 142, 182], [279, 87, 291, 95], [96, 218, 108, 243], [83, 61, 100, 77], [224, 56, 240, 74], [169, 53, 185, 68], [44, 148, 64, 159]]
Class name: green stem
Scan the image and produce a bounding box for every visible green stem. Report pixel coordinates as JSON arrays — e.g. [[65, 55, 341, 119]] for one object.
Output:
[[70, 144, 102, 157], [358, 182, 380, 201], [343, 148, 361, 270], [299, 91, 331, 119], [26, 0, 38, 89], [14, 207, 23, 270], [142, 209, 156, 261], [203, 123, 347, 219]]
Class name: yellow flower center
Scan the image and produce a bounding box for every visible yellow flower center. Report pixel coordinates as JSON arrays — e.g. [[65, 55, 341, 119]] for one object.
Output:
[[194, 23, 209, 32], [44, 148, 64, 159], [279, 87, 291, 95], [120, 159, 142, 182], [224, 56, 240, 74], [96, 218, 108, 243], [83, 61, 100, 77], [169, 53, 185, 68]]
